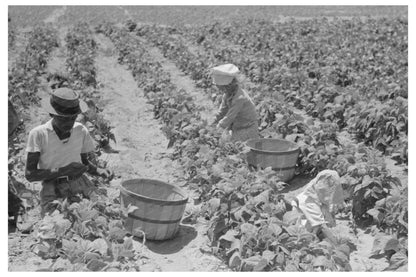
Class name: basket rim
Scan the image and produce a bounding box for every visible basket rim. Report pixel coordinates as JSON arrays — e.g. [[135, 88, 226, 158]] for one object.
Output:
[[121, 178, 188, 205], [245, 138, 300, 155]]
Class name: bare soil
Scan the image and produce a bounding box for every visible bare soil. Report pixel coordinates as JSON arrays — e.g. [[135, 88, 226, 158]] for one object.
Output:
[[92, 33, 228, 271]]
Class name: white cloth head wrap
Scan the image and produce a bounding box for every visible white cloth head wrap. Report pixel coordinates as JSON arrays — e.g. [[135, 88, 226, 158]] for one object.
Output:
[[211, 64, 239, 85]]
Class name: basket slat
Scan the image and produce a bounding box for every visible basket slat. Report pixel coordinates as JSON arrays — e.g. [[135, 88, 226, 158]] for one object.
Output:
[[246, 138, 300, 182], [121, 178, 188, 241]]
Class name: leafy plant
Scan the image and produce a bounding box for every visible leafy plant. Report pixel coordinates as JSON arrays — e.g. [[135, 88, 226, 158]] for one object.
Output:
[[65, 23, 115, 149], [32, 197, 140, 271], [352, 172, 402, 224]]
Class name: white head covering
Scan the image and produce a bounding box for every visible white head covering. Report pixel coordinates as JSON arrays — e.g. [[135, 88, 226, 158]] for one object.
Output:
[[211, 64, 240, 85], [311, 170, 344, 206]]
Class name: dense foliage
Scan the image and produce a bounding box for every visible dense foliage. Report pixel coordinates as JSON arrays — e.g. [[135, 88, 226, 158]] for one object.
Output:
[[131, 21, 408, 234], [97, 22, 407, 271], [183, 17, 408, 163], [26, 23, 137, 272], [9, 25, 58, 108], [8, 25, 59, 227], [8, 14, 407, 272]]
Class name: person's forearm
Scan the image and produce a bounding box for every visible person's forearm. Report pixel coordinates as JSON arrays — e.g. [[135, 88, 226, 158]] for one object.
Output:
[[321, 226, 337, 244], [86, 161, 99, 176], [25, 168, 61, 182], [218, 100, 244, 129], [214, 108, 228, 124], [213, 96, 229, 124], [81, 153, 100, 176]]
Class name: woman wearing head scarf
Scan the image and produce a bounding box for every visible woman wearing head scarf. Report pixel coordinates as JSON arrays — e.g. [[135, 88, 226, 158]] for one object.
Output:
[[290, 170, 345, 243], [211, 64, 259, 142]]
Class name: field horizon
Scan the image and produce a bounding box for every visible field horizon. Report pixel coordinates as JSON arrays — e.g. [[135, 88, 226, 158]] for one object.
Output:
[[8, 5, 408, 27]]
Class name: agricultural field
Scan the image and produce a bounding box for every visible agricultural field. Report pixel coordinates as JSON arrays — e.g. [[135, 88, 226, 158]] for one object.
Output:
[[8, 5, 408, 272]]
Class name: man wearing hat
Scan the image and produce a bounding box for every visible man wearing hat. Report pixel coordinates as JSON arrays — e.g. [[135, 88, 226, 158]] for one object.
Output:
[[211, 64, 259, 142], [25, 87, 112, 216]]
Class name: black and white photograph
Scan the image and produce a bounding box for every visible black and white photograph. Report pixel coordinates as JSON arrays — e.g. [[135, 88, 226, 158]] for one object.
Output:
[[6, 1, 410, 272]]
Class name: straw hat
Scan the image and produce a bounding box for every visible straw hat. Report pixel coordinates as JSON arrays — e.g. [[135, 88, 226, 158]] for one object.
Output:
[[211, 64, 240, 85], [41, 87, 88, 117]]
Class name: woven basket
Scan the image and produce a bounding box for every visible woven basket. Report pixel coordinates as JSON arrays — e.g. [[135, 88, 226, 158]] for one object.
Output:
[[246, 138, 300, 182], [120, 178, 188, 241]]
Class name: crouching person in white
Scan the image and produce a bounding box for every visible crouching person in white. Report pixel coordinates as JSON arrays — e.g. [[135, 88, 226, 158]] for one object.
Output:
[[289, 170, 346, 244]]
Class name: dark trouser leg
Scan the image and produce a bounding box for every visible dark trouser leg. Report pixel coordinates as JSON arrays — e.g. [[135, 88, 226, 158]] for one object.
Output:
[[40, 181, 59, 217], [41, 175, 99, 217], [69, 175, 99, 202]]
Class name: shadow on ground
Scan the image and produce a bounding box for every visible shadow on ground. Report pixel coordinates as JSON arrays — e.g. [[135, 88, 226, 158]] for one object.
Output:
[[135, 224, 197, 255]]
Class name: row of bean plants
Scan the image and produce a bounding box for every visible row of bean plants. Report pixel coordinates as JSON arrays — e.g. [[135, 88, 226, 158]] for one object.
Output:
[[64, 22, 116, 150], [29, 23, 141, 272], [128, 22, 408, 268], [96, 22, 407, 271], [8, 25, 58, 126], [8, 24, 59, 226], [181, 17, 408, 163]]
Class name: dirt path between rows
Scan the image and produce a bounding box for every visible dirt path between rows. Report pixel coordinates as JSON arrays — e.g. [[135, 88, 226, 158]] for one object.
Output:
[[92, 33, 227, 271], [145, 44, 216, 122]]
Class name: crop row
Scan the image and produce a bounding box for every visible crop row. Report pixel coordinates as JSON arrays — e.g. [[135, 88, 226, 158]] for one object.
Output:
[[7, 24, 135, 271], [191, 17, 407, 100], [8, 25, 59, 183], [8, 17, 16, 48], [8, 24, 59, 229], [62, 22, 115, 150], [98, 22, 353, 271], [8, 25, 58, 113], [98, 22, 408, 271], [30, 24, 142, 272], [131, 22, 408, 243], [134, 24, 386, 175], [136, 25, 338, 173], [190, 18, 408, 108], [179, 17, 408, 163]]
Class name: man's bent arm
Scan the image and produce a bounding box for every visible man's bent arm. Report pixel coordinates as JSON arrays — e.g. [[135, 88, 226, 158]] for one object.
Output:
[[81, 152, 99, 176], [25, 152, 61, 182]]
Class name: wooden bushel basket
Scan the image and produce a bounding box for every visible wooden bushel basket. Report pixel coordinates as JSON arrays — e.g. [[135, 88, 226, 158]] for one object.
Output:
[[120, 178, 188, 241], [246, 138, 300, 182]]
